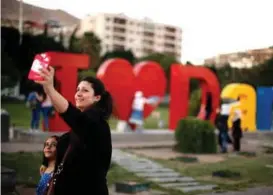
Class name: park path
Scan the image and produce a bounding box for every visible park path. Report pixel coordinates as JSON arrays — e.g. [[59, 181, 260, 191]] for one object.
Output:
[[112, 149, 217, 193]]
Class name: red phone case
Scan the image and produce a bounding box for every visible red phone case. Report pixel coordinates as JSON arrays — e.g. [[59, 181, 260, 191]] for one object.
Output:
[[28, 53, 51, 81]]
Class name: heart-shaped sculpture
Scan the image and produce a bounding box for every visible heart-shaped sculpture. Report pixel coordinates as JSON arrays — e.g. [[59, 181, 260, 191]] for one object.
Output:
[[97, 58, 167, 121]]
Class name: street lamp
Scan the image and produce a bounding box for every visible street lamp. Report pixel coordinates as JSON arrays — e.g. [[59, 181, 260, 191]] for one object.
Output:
[[18, 0, 23, 45]]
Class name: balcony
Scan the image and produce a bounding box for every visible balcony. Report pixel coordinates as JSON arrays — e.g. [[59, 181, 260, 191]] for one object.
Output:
[[113, 17, 127, 25], [164, 43, 175, 49], [143, 39, 154, 46], [164, 35, 175, 41], [143, 31, 155, 38], [113, 27, 126, 34], [113, 35, 126, 42], [164, 26, 176, 33], [113, 44, 125, 50], [143, 47, 154, 54]]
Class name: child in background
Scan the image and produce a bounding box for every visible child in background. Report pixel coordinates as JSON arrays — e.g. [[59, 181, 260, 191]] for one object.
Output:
[[128, 91, 160, 131], [36, 135, 59, 195]]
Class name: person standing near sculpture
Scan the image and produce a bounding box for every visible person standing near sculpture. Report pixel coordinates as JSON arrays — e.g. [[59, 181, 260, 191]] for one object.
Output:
[[231, 98, 243, 153], [26, 87, 43, 131], [128, 91, 160, 131], [40, 92, 54, 131], [216, 101, 231, 153], [34, 66, 113, 195]]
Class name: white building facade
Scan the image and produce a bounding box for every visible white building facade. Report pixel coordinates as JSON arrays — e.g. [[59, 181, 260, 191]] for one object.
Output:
[[79, 13, 182, 60]]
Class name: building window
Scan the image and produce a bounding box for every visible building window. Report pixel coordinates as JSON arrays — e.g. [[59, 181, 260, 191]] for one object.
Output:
[[113, 27, 126, 33], [164, 35, 175, 41], [113, 35, 126, 42], [113, 44, 125, 50], [113, 17, 126, 25], [165, 26, 176, 33]]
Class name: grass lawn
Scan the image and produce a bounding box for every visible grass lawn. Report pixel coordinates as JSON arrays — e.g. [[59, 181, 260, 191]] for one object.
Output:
[[2, 101, 169, 130], [3, 151, 273, 195], [1, 152, 175, 194], [1, 152, 142, 187], [154, 153, 273, 192]]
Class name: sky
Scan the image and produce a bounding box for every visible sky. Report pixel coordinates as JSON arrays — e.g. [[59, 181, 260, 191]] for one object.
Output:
[[23, 0, 273, 64]]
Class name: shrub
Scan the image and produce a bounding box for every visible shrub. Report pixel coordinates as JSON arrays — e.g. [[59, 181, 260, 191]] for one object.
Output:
[[174, 117, 217, 154]]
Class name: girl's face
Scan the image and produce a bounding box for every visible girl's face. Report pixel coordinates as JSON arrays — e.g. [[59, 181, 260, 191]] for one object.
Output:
[[75, 81, 101, 111], [43, 137, 57, 160]]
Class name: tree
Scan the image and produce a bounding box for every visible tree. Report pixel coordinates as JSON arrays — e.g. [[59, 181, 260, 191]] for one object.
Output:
[[186, 61, 193, 65], [1, 52, 20, 89], [17, 33, 66, 73], [69, 31, 102, 70], [1, 27, 20, 57], [18, 33, 66, 95], [137, 53, 179, 77], [100, 49, 136, 65], [252, 57, 273, 86]]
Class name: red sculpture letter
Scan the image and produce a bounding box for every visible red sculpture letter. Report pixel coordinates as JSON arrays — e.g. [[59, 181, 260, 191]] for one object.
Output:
[[45, 52, 89, 132], [169, 65, 220, 130]]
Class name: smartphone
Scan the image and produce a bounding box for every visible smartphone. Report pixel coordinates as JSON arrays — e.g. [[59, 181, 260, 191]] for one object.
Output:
[[28, 53, 51, 81]]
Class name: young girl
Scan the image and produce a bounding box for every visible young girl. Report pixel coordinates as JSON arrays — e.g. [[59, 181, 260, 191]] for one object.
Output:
[[36, 135, 59, 195], [128, 91, 160, 131]]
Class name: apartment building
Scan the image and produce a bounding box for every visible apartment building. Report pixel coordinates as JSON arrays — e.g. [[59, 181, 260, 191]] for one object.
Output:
[[79, 13, 182, 60], [204, 47, 273, 68]]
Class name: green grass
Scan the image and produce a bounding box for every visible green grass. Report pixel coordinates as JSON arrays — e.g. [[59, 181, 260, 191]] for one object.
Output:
[[0, 152, 177, 195], [2, 102, 33, 129], [2, 101, 169, 130], [1, 152, 141, 187], [154, 154, 273, 192], [3, 152, 272, 195]]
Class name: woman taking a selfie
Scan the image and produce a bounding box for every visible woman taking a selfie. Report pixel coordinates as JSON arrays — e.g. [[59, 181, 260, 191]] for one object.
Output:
[[35, 67, 112, 195]]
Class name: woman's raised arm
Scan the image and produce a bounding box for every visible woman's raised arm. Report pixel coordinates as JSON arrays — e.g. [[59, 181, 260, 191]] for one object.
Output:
[[35, 67, 69, 114]]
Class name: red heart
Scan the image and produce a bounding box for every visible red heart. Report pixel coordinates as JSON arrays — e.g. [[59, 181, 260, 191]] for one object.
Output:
[[97, 58, 167, 121]]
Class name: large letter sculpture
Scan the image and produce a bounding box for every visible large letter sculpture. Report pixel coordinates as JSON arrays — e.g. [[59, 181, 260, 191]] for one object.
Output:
[[169, 65, 220, 130], [221, 83, 256, 131], [256, 87, 273, 131], [44, 52, 89, 132], [97, 58, 167, 122]]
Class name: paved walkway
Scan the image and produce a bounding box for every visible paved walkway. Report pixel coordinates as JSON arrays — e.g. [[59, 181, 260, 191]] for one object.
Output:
[[112, 149, 216, 193]]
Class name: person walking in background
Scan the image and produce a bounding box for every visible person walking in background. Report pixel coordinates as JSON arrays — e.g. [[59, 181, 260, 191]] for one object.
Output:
[[41, 92, 54, 131], [231, 99, 243, 153], [37, 135, 59, 195], [217, 101, 232, 153], [26, 90, 42, 131], [128, 91, 160, 132]]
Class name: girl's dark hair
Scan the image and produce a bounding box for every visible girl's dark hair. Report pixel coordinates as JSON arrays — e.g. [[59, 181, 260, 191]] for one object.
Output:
[[42, 135, 59, 167], [81, 76, 113, 120]]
